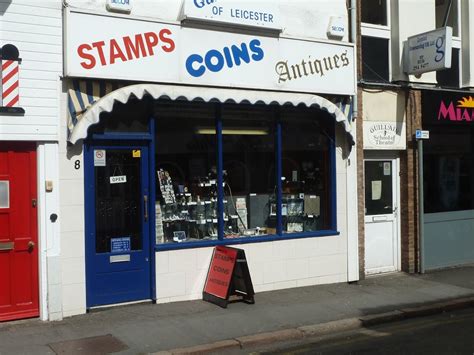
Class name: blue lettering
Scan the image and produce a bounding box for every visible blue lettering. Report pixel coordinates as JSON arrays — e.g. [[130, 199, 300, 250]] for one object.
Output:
[[185, 39, 265, 77], [249, 39, 264, 61], [435, 36, 445, 63], [186, 54, 206, 77], [205, 49, 225, 72], [194, 0, 215, 9], [230, 43, 250, 66]]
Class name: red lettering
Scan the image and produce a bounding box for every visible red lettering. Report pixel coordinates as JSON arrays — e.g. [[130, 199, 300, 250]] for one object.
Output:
[[92, 41, 107, 66], [78, 44, 95, 70], [438, 101, 456, 121], [159, 29, 175, 53], [144, 32, 159, 56], [109, 39, 127, 65], [460, 108, 471, 121], [123, 34, 147, 60]]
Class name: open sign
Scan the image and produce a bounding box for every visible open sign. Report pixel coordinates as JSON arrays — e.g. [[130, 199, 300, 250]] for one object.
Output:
[[110, 175, 127, 184]]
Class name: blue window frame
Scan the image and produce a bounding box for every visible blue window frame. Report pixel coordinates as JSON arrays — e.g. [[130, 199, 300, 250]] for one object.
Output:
[[85, 97, 339, 252], [153, 101, 339, 251]]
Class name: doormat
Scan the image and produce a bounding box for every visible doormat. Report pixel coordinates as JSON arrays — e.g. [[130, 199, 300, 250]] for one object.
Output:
[[48, 334, 128, 355]]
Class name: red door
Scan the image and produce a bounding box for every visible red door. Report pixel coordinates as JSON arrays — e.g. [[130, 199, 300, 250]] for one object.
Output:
[[0, 142, 39, 322]]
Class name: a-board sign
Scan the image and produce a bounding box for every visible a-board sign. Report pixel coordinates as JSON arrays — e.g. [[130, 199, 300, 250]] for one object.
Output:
[[203, 246, 255, 308]]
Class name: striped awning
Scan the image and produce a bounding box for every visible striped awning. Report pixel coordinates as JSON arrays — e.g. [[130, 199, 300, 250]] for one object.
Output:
[[67, 80, 353, 144]]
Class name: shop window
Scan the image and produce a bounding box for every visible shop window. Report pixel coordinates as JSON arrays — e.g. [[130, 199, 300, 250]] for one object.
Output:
[[155, 101, 217, 243], [423, 127, 474, 213], [153, 101, 337, 247], [361, 0, 388, 26], [221, 105, 276, 238], [281, 108, 332, 232], [362, 36, 390, 82]]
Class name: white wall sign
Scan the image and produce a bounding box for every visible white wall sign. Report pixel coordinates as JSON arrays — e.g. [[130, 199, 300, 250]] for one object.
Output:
[[404, 27, 452, 75], [106, 0, 132, 13], [363, 121, 406, 150], [327, 16, 346, 39], [182, 0, 281, 31], [64, 10, 356, 96]]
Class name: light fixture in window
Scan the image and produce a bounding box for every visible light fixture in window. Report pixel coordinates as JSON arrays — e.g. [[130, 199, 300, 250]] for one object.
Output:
[[196, 127, 269, 135]]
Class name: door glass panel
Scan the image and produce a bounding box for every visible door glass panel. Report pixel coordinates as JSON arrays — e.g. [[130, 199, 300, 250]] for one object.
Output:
[[0, 181, 9, 208], [365, 161, 393, 215], [95, 149, 142, 253]]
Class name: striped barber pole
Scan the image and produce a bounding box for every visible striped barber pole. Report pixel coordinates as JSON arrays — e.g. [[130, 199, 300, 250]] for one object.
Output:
[[2, 59, 20, 107]]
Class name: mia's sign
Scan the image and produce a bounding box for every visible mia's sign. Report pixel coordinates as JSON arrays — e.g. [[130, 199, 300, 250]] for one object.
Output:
[[438, 96, 474, 122]]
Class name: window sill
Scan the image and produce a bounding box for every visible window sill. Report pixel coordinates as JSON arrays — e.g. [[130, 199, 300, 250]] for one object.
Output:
[[154, 230, 340, 251]]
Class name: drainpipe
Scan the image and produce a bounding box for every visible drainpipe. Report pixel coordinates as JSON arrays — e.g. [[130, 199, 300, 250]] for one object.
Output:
[[346, 0, 360, 282], [350, 0, 358, 120]]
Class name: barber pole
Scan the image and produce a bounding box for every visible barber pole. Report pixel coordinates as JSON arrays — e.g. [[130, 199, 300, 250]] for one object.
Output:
[[2, 59, 20, 107]]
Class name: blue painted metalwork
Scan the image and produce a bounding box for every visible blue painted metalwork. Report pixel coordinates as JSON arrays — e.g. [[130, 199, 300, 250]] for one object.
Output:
[[276, 115, 283, 235], [216, 105, 225, 240]]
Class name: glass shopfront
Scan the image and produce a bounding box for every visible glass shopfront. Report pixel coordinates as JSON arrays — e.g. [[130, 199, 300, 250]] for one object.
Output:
[[422, 92, 474, 213], [88, 98, 337, 250]]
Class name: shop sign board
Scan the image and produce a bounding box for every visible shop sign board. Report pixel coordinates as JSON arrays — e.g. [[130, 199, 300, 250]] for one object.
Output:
[[363, 121, 406, 150], [182, 0, 281, 31], [404, 27, 452, 75], [203, 246, 254, 308], [64, 10, 356, 96], [422, 91, 474, 124]]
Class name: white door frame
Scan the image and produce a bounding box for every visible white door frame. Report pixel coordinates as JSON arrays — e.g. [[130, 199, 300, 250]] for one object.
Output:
[[364, 151, 401, 275]]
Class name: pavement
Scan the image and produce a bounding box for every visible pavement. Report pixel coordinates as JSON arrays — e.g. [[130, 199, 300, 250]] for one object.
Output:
[[1, 265, 474, 355]]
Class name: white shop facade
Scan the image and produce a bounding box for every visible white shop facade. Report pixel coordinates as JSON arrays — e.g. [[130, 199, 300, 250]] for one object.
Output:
[[60, 4, 359, 314]]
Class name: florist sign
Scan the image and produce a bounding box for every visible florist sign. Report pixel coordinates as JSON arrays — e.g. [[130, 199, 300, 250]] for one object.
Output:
[[64, 9, 356, 96]]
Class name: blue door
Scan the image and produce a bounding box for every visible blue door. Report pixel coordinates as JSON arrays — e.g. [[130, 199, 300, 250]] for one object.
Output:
[[85, 143, 151, 307]]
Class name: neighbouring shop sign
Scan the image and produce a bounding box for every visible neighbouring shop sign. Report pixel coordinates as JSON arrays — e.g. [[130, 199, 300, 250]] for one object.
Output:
[[363, 121, 406, 150], [181, 0, 281, 31], [423, 91, 474, 124], [64, 10, 355, 96], [404, 27, 452, 75]]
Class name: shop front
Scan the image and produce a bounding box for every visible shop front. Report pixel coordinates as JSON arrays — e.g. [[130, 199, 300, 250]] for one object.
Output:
[[421, 91, 474, 270], [62, 6, 358, 311]]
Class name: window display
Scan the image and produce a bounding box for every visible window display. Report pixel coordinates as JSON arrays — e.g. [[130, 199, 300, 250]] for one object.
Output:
[[222, 105, 275, 238], [281, 108, 332, 232], [155, 101, 218, 243], [154, 101, 336, 245]]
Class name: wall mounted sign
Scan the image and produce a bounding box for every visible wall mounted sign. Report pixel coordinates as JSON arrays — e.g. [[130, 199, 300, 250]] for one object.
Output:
[[404, 27, 452, 75], [363, 121, 406, 150], [0, 44, 25, 114], [64, 10, 356, 96], [106, 0, 132, 13], [181, 0, 281, 31], [423, 91, 474, 124]]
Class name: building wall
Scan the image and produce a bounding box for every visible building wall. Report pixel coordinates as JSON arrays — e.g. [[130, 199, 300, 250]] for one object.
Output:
[[58, 0, 356, 318], [0, 0, 63, 321], [64, 0, 350, 42], [0, 0, 61, 141]]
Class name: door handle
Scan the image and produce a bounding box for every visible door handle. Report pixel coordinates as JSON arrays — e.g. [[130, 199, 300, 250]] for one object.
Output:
[[28, 241, 35, 252], [144, 195, 148, 222]]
